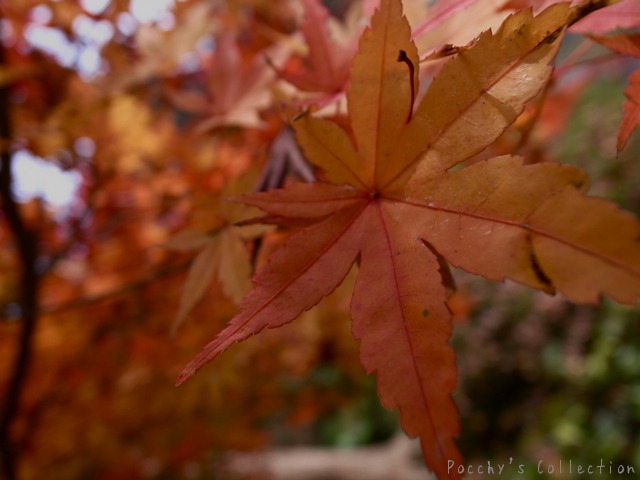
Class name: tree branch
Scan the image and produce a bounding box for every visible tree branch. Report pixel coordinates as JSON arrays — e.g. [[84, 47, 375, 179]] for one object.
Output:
[[37, 259, 191, 316], [223, 433, 435, 480], [0, 15, 40, 480]]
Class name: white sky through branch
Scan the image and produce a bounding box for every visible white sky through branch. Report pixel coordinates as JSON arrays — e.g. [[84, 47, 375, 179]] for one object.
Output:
[[15, 0, 178, 209], [12, 151, 81, 209]]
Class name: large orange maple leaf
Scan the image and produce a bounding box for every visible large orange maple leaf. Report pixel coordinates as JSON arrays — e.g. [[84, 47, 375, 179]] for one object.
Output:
[[178, 1, 640, 478]]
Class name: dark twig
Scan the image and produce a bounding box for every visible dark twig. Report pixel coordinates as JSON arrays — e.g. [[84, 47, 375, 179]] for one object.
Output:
[[251, 127, 315, 267], [397, 50, 416, 123], [0, 15, 40, 480], [255, 127, 315, 192]]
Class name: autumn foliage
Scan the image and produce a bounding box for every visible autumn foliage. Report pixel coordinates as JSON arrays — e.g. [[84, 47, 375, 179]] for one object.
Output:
[[1, 0, 640, 479]]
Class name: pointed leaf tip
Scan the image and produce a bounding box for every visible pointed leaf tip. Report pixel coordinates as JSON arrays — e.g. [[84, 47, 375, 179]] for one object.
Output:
[[347, 0, 419, 188], [351, 202, 461, 480], [177, 202, 368, 386], [387, 3, 572, 191]]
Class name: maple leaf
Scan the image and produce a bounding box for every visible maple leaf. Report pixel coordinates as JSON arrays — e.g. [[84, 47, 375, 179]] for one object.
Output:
[[166, 31, 286, 132], [570, 0, 640, 34], [502, 0, 640, 34], [164, 178, 266, 334], [178, 1, 640, 478], [591, 32, 640, 57], [164, 227, 253, 335], [589, 34, 640, 153], [413, 0, 513, 55], [618, 70, 640, 153], [272, 0, 358, 105]]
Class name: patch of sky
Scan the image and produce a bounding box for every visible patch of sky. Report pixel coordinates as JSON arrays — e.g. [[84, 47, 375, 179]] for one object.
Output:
[[79, 0, 111, 15], [12, 0, 181, 210], [23, 0, 177, 77], [12, 151, 82, 212], [130, 0, 175, 28]]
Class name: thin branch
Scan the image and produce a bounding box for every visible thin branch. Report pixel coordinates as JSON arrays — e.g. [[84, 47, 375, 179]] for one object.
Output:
[[255, 127, 315, 192], [224, 433, 434, 480], [37, 259, 191, 316], [0, 14, 40, 480]]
